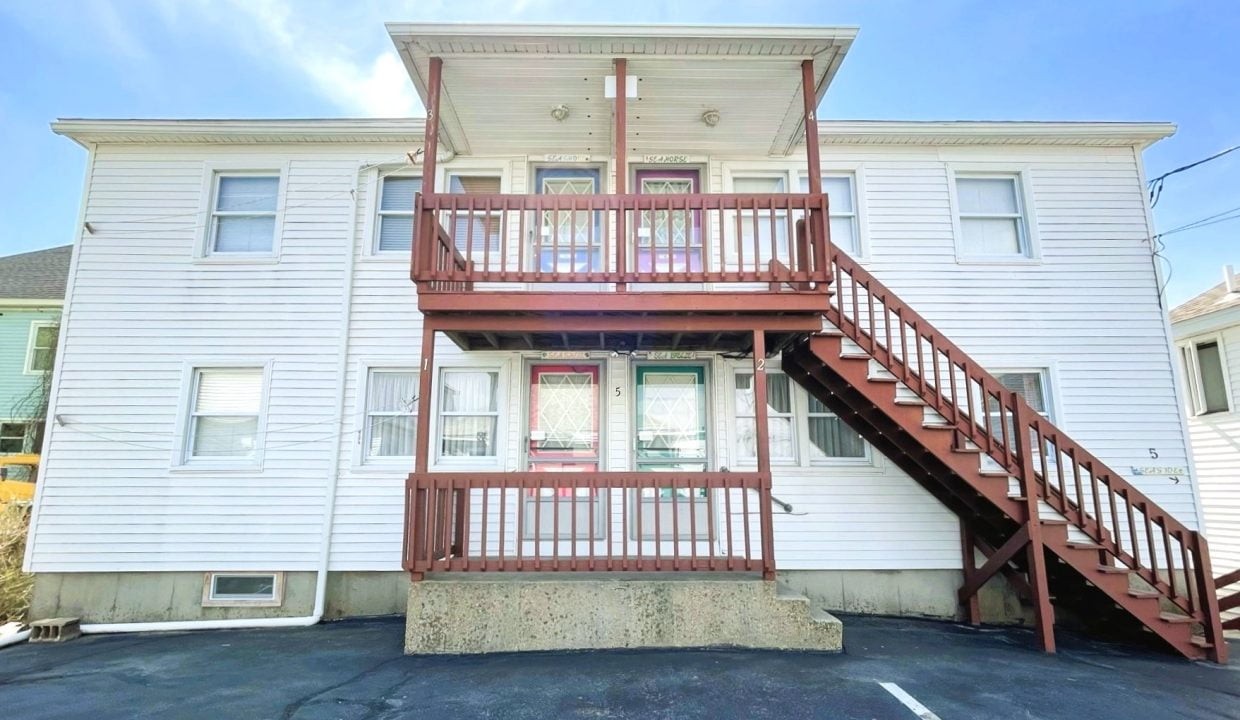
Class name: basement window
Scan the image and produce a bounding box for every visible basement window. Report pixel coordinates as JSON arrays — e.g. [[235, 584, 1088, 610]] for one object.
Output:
[[202, 572, 284, 607]]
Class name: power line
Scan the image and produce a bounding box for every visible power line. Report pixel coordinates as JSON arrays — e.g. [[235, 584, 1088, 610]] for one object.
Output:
[[1155, 203, 1240, 240], [1149, 144, 1240, 207]]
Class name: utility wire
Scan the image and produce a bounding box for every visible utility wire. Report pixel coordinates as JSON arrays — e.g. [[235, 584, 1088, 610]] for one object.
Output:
[[1154, 202, 1240, 240], [1149, 144, 1240, 207]]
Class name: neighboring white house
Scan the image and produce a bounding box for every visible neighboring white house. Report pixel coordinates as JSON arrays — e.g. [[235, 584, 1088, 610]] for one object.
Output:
[[20, 22, 1221, 659], [1171, 265, 1240, 627]]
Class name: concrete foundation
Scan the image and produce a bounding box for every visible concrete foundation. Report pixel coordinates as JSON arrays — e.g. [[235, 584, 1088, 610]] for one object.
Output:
[[404, 574, 843, 654], [778, 569, 1031, 625]]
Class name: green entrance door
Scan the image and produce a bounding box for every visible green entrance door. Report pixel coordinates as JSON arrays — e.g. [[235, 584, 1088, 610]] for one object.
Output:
[[635, 365, 708, 472]]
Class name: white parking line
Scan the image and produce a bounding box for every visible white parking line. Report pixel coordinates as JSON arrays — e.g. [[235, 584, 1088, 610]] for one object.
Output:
[[878, 682, 943, 720]]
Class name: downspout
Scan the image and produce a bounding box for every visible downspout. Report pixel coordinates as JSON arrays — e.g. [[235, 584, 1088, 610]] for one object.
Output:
[[79, 160, 365, 635]]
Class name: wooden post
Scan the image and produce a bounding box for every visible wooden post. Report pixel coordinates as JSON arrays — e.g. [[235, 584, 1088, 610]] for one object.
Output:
[[1013, 393, 1056, 653], [614, 58, 628, 291], [960, 524, 982, 625], [752, 330, 776, 579], [415, 56, 443, 282], [800, 59, 830, 282], [414, 323, 436, 474]]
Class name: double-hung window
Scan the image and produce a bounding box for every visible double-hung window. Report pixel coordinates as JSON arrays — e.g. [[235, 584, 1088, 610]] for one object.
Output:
[[955, 175, 1030, 259], [209, 174, 280, 255], [734, 371, 796, 462], [186, 368, 264, 461], [364, 370, 418, 460], [438, 369, 500, 459], [375, 176, 422, 253], [447, 174, 503, 254], [986, 370, 1053, 439], [0, 423, 27, 454], [800, 174, 860, 255], [26, 322, 57, 373], [1181, 340, 1230, 415], [732, 176, 789, 265]]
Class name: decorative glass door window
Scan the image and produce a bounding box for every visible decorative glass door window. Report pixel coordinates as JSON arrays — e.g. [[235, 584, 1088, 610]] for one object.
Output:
[[634, 365, 710, 539], [534, 168, 603, 273], [525, 365, 603, 540], [635, 170, 702, 273]]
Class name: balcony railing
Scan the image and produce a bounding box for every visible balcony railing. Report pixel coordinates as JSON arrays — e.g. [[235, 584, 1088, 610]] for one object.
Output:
[[403, 471, 775, 577], [412, 193, 832, 291]]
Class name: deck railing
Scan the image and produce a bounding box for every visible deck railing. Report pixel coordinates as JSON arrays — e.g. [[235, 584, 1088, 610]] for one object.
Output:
[[824, 248, 1227, 658], [412, 193, 831, 290], [403, 471, 774, 577]]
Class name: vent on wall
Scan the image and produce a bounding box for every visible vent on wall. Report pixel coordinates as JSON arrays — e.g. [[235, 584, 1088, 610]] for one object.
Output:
[[201, 572, 284, 607]]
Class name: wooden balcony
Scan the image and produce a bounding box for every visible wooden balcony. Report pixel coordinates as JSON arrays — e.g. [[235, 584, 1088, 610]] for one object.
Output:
[[412, 192, 834, 351], [403, 471, 775, 579]]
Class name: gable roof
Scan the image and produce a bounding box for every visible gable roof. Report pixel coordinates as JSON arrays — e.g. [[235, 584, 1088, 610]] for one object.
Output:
[[0, 245, 73, 302], [1170, 271, 1240, 324]]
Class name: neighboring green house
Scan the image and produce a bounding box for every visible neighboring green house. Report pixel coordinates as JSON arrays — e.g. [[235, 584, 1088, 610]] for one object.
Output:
[[0, 245, 72, 466]]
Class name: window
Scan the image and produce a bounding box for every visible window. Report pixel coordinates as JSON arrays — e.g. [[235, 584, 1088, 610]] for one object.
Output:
[[732, 176, 789, 264], [364, 370, 418, 460], [734, 371, 796, 462], [186, 368, 264, 461], [0, 423, 26, 453], [376, 176, 421, 253], [438, 369, 500, 459], [955, 175, 1029, 258], [209, 174, 279, 254], [800, 174, 859, 255], [1182, 340, 1230, 415], [987, 370, 1053, 437], [807, 394, 866, 460], [447, 174, 502, 253], [202, 572, 283, 607], [26, 323, 57, 373]]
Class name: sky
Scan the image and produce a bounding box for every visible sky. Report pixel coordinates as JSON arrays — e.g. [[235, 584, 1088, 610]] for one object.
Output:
[[0, 0, 1236, 307]]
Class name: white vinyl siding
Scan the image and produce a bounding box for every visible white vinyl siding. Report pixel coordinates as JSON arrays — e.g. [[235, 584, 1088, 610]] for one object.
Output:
[[376, 176, 421, 253], [209, 174, 279, 254], [954, 175, 1029, 259], [364, 369, 418, 460]]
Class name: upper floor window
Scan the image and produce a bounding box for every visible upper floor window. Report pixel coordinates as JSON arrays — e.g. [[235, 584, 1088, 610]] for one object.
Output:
[[210, 174, 279, 255], [25, 322, 57, 373], [438, 368, 500, 460], [954, 175, 1031, 259], [732, 176, 789, 264], [376, 176, 422, 253], [186, 367, 264, 461], [447, 174, 502, 253], [364, 369, 418, 460], [1181, 339, 1230, 415], [800, 174, 859, 255], [0, 422, 28, 453]]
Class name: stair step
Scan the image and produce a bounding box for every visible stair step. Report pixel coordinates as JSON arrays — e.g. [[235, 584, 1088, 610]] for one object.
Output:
[[841, 352, 871, 361], [1159, 612, 1194, 624], [1096, 565, 1134, 574], [1040, 519, 1069, 526], [1065, 541, 1106, 551], [1190, 636, 1213, 649], [1128, 590, 1162, 600], [979, 469, 1011, 478], [922, 423, 955, 431], [868, 375, 899, 383], [952, 446, 983, 454], [894, 398, 927, 406]]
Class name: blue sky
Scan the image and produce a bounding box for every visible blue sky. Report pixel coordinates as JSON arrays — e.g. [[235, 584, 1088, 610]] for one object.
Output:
[[1, 0, 1236, 307]]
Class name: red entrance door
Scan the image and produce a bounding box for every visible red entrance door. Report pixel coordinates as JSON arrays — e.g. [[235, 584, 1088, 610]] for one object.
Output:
[[527, 365, 600, 473]]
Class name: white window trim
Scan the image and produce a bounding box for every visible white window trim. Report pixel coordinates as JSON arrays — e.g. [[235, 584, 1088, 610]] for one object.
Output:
[[797, 164, 869, 260], [352, 360, 420, 468], [731, 368, 798, 466], [361, 167, 423, 261], [201, 571, 284, 607], [946, 164, 1041, 264], [431, 362, 508, 470], [724, 360, 877, 470], [170, 359, 273, 472], [985, 364, 1062, 425], [1178, 334, 1233, 416], [0, 422, 31, 454], [23, 320, 58, 375], [195, 161, 289, 263]]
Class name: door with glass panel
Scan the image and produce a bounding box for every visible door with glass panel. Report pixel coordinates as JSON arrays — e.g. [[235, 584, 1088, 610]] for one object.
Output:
[[525, 364, 604, 541], [634, 169, 703, 282], [533, 168, 603, 274], [633, 365, 710, 540]]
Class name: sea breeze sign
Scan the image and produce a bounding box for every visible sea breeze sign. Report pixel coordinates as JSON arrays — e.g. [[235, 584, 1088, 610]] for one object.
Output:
[[540, 154, 590, 163], [1130, 466, 1187, 476], [645, 351, 696, 360], [642, 154, 689, 164], [540, 351, 591, 360]]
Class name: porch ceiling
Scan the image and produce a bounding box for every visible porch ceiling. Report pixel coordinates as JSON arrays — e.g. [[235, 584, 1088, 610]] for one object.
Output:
[[387, 23, 857, 158]]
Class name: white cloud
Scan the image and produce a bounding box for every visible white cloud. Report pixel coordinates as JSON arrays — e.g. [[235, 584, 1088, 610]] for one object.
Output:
[[208, 0, 421, 117]]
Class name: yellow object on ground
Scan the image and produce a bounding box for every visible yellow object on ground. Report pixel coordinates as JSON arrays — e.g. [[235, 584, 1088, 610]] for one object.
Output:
[[0, 455, 38, 504]]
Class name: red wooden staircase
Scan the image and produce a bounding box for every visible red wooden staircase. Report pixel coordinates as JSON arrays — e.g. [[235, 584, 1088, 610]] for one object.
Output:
[[782, 249, 1228, 662]]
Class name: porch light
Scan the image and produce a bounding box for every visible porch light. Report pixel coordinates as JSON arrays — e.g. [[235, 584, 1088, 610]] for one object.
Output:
[[550, 104, 570, 122], [701, 109, 720, 127]]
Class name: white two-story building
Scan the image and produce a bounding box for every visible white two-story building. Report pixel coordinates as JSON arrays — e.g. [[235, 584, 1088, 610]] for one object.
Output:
[[23, 23, 1228, 661]]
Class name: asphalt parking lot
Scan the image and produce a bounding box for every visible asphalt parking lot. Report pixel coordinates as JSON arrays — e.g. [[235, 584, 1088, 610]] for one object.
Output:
[[0, 615, 1236, 719]]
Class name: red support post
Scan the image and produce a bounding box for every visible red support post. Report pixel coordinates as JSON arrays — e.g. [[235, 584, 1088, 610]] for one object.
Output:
[[415, 56, 443, 283], [1013, 393, 1056, 653], [959, 524, 982, 625], [752, 330, 776, 580], [800, 59, 831, 283]]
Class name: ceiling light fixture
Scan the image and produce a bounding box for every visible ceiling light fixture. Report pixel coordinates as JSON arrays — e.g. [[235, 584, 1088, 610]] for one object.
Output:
[[702, 109, 720, 127], [551, 104, 570, 122]]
